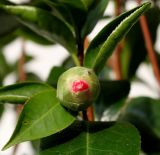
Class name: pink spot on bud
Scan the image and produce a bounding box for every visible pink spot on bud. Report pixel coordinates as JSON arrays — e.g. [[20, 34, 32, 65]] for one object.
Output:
[[72, 80, 89, 93]]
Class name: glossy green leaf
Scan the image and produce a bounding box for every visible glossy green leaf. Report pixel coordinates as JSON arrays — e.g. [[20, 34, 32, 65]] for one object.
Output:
[[46, 0, 87, 43], [99, 80, 130, 105], [39, 121, 140, 155], [0, 5, 76, 53], [30, 0, 52, 11], [94, 80, 130, 119], [3, 90, 75, 150], [0, 52, 11, 81], [0, 0, 19, 36], [84, 2, 151, 74], [0, 0, 13, 5], [47, 0, 93, 11], [95, 97, 126, 121], [16, 27, 53, 45], [123, 7, 160, 78], [44, 1, 74, 29], [120, 97, 160, 154], [25, 72, 42, 82], [0, 32, 16, 48], [47, 66, 66, 88], [0, 11, 19, 37], [122, 97, 160, 136], [0, 82, 52, 104], [81, 0, 109, 38], [103, 99, 126, 121]]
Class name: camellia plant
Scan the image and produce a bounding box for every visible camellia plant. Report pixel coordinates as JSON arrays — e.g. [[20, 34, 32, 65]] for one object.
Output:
[[0, 0, 160, 155]]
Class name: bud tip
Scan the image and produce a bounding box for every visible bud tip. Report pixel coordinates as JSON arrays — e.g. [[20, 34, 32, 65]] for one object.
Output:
[[72, 80, 89, 93]]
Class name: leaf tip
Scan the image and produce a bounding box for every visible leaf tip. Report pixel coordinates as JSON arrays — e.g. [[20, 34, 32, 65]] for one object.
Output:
[[2, 142, 11, 151]]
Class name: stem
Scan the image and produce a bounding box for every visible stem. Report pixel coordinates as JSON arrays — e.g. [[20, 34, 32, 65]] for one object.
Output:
[[115, 0, 121, 16], [82, 110, 88, 121], [137, 0, 160, 86], [77, 37, 95, 121], [113, 44, 123, 80], [18, 39, 26, 82], [87, 105, 94, 121], [12, 145, 19, 155], [71, 53, 80, 66], [77, 39, 86, 120], [13, 39, 26, 155], [113, 0, 123, 80], [84, 37, 95, 121], [77, 42, 84, 66]]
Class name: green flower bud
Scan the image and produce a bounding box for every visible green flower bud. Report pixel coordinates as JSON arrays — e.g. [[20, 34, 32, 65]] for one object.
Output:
[[57, 66, 100, 111]]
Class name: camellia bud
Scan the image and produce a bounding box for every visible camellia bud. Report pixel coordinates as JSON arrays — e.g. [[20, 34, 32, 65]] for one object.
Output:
[[57, 66, 100, 111]]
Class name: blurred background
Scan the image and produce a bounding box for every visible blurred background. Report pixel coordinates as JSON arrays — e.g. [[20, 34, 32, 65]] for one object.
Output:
[[0, 0, 160, 155]]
